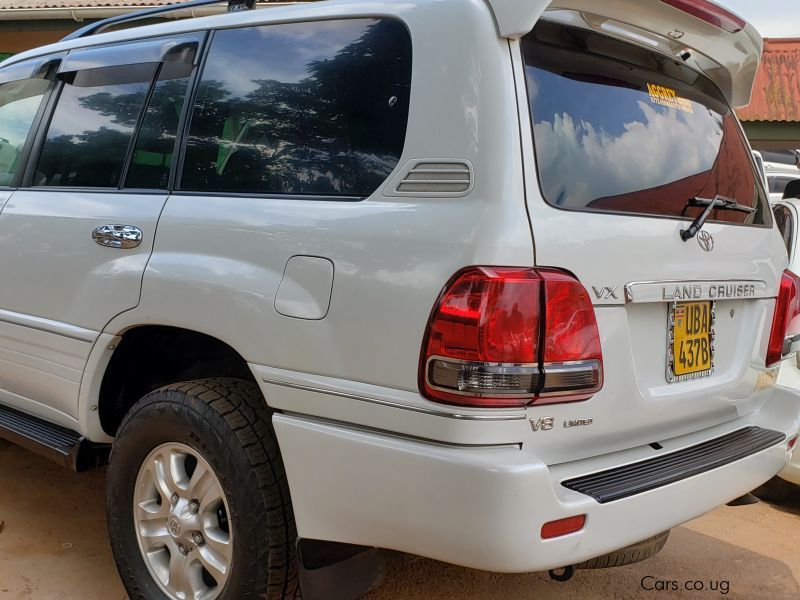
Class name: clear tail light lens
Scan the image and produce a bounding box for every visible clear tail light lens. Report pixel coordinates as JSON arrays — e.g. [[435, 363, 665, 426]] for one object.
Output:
[[767, 270, 800, 367], [420, 267, 603, 408], [661, 0, 746, 34]]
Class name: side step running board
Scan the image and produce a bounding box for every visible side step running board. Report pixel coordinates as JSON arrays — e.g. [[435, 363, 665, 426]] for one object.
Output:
[[0, 403, 108, 471]]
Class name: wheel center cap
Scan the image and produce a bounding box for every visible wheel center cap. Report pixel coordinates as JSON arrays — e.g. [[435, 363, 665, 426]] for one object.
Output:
[[168, 517, 182, 537]]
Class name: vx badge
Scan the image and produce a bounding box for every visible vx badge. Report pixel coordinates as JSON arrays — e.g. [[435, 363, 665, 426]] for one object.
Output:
[[592, 286, 619, 301]]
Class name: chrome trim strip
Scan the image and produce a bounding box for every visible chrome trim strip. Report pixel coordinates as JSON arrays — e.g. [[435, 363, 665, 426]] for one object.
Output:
[[261, 378, 527, 422], [625, 280, 769, 304], [0, 309, 96, 343]]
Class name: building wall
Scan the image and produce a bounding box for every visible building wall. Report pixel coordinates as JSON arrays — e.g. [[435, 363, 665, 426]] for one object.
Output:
[[1, 29, 74, 54], [0, 19, 85, 57]]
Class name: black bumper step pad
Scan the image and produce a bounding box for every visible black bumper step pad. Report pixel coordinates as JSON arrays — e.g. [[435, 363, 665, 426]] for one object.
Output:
[[562, 426, 785, 504]]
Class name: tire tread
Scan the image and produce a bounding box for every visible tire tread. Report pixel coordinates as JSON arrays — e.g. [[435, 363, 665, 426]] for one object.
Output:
[[107, 377, 300, 600]]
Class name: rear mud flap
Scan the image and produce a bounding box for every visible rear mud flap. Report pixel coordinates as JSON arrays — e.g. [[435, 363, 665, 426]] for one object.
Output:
[[297, 539, 385, 600]]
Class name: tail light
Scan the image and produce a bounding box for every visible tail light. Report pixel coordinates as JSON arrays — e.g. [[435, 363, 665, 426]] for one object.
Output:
[[420, 267, 603, 408], [767, 270, 800, 367], [661, 0, 746, 34]]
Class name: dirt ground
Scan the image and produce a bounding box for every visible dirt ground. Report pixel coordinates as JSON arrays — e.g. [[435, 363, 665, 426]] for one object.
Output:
[[1, 438, 799, 600]]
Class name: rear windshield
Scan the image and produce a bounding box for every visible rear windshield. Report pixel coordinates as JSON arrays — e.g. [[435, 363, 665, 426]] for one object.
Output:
[[522, 21, 770, 227]]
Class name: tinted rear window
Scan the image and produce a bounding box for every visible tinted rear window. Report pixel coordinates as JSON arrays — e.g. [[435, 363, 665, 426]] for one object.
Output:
[[34, 64, 155, 188], [180, 18, 412, 197], [522, 21, 769, 226], [125, 61, 193, 190]]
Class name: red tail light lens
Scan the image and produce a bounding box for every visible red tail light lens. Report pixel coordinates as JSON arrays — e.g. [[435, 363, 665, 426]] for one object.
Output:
[[420, 267, 603, 408], [661, 0, 746, 34], [767, 270, 800, 367]]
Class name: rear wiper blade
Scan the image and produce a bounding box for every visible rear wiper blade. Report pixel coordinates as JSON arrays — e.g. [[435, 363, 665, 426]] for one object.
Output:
[[680, 195, 756, 241]]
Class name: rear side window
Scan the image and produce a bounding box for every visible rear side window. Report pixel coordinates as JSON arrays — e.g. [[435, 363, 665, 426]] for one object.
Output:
[[522, 21, 770, 227], [125, 61, 194, 190], [34, 64, 156, 188], [0, 76, 50, 187], [180, 18, 412, 197]]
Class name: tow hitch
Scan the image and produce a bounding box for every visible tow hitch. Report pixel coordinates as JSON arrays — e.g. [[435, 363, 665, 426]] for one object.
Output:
[[548, 565, 576, 582]]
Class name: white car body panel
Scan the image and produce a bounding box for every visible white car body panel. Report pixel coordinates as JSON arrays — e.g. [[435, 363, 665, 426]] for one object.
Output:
[[0, 191, 167, 420], [777, 361, 800, 485], [771, 197, 800, 485], [275, 386, 799, 572], [0, 0, 797, 575]]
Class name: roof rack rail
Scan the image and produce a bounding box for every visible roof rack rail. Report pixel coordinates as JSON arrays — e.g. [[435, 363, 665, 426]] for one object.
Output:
[[62, 0, 257, 41]]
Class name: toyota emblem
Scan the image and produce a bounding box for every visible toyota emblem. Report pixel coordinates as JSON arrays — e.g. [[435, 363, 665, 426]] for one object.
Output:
[[697, 230, 714, 252]]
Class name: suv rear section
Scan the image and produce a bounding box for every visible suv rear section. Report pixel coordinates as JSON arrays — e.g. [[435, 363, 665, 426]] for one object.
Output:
[[266, 0, 800, 574]]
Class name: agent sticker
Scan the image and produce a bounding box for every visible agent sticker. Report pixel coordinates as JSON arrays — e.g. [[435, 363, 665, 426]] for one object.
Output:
[[647, 83, 694, 114]]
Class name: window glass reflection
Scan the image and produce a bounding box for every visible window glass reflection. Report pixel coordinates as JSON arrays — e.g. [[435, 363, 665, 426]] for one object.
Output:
[[181, 19, 412, 196], [35, 64, 155, 188], [126, 62, 192, 190], [0, 77, 50, 186], [523, 22, 768, 225]]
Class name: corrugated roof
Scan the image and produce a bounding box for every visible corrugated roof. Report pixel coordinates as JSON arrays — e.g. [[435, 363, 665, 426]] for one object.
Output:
[[738, 38, 800, 123], [0, 0, 290, 8], [0, 0, 176, 8]]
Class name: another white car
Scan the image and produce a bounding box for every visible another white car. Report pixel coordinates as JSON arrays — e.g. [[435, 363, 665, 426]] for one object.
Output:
[[0, 1, 799, 599], [759, 199, 800, 500], [768, 172, 800, 203], [763, 151, 800, 202]]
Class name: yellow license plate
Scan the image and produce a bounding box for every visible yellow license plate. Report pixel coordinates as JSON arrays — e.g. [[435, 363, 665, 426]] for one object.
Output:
[[668, 301, 715, 381]]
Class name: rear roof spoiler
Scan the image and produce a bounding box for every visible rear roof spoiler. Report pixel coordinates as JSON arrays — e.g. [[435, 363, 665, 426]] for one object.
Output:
[[486, 0, 763, 107]]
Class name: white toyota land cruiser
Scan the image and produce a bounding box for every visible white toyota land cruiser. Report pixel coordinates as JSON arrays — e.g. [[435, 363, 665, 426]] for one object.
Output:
[[0, 0, 799, 598]]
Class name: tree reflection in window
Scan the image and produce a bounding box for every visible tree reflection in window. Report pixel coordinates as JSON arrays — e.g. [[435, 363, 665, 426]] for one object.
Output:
[[522, 21, 769, 226], [181, 19, 412, 197], [34, 63, 157, 188]]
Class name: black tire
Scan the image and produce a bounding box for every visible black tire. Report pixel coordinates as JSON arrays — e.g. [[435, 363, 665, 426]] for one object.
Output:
[[753, 476, 796, 503], [107, 378, 299, 600], [575, 531, 670, 570]]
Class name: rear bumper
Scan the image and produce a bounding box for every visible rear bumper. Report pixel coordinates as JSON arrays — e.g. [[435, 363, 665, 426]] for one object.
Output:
[[273, 386, 800, 573]]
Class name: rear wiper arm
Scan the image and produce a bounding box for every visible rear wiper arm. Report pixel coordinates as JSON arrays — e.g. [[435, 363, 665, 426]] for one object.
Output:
[[680, 195, 756, 241]]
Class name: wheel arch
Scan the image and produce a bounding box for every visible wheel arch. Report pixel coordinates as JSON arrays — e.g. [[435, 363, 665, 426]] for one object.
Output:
[[83, 324, 259, 439]]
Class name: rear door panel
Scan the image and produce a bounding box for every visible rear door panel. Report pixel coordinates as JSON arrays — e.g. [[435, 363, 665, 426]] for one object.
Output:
[[0, 37, 197, 421]]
